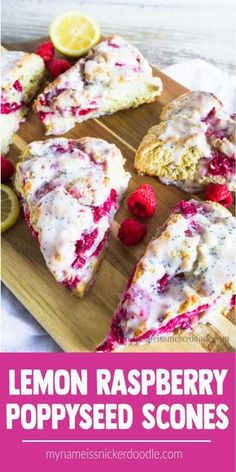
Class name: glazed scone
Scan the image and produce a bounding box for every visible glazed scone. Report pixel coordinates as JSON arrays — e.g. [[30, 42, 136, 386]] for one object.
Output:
[[34, 35, 162, 135], [15, 138, 131, 297], [97, 199, 236, 351], [1, 50, 45, 154], [135, 91, 236, 193]]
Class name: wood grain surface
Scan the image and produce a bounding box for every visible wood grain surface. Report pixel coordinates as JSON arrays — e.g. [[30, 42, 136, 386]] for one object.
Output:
[[1, 39, 235, 353]]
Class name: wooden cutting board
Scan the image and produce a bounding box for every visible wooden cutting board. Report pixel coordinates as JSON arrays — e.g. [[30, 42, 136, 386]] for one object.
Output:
[[2, 39, 235, 352]]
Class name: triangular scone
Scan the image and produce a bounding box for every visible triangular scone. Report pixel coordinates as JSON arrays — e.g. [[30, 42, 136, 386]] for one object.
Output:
[[1, 50, 45, 154], [97, 199, 236, 351], [15, 138, 130, 297], [34, 35, 162, 135], [135, 91, 236, 193]]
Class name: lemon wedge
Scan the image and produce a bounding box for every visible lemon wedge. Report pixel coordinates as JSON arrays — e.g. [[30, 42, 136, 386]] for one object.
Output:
[[49, 12, 101, 57], [1, 184, 20, 233]]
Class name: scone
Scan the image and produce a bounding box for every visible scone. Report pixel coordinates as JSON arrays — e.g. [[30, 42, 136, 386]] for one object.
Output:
[[135, 91, 236, 193], [97, 199, 236, 351], [34, 35, 162, 135], [14, 137, 131, 297], [1, 50, 45, 154]]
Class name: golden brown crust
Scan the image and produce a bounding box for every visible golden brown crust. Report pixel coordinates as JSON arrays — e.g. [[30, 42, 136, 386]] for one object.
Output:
[[135, 121, 202, 181]]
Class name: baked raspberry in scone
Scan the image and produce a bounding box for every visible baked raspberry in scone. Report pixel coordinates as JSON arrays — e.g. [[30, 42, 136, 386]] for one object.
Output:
[[135, 91, 236, 193], [1, 50, 45, 154], [34, 35, 162, 135], [14, 138, 130, 297], [97, 199, 236, 351]]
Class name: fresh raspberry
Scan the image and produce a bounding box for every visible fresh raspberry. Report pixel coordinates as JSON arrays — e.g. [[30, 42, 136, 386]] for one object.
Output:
[[1, 156, 15, 182], [35, 41, 54, 63], [47, 59, 71, 79], [118, 218, 147, 246], [205, 183, 233, 207], [127, 184, 157, 218]]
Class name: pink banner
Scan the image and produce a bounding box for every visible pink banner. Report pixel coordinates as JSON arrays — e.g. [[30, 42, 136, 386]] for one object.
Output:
[[0, 353, 235, 471]]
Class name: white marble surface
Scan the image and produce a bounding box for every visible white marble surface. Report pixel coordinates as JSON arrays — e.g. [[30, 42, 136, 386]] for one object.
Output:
[[2, 0, 236, 74]]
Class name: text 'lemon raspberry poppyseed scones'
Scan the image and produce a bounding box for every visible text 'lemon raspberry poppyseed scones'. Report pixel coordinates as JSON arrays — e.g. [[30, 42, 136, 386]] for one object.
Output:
[[135, 91, 236, 193], [1, 50, 45, 154], [97, 199, 236, 351], [14, 138, 131, 297], [34, 35, 162, 135]]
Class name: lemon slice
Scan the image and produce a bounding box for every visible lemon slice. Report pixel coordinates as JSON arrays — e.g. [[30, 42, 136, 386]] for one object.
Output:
[[49, 12, 101, 57], [1, 184, 20, 233]]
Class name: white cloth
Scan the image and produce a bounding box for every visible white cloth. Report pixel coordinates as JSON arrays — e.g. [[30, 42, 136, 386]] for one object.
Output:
[[1, 59, 235, 352], [163, 59, 236, 113]]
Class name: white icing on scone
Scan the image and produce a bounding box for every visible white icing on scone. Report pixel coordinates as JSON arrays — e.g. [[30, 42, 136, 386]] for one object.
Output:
[[97, 199, 236, 351], [160, 92, 235, 190], [35, 35, 162, 135]]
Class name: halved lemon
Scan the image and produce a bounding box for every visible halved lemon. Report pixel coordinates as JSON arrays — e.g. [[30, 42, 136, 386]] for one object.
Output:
[[1, 184, 20, 233], [49, 12, 101, 57]]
